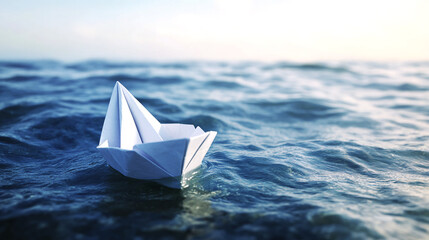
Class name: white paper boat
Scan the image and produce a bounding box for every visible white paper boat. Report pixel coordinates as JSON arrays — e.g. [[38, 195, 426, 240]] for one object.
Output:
[[97, 81, 217, 188]]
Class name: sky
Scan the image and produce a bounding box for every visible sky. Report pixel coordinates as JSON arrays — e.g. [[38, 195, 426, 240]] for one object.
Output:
[[0, 0, 428, 62]]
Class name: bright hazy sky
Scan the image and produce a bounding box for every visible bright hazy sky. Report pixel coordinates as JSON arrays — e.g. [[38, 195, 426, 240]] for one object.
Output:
[[0, 0, 428, 61]]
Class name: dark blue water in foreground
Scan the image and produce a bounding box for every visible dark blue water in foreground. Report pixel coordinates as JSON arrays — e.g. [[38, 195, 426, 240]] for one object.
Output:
[[0, 60, 428, 239]]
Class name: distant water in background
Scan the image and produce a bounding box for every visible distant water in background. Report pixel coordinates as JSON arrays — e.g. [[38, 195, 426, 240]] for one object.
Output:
[[0, 60, 428, 239]]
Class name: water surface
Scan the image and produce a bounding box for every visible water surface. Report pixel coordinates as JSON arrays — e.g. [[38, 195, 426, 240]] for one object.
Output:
[[0, 60, 428, 239]]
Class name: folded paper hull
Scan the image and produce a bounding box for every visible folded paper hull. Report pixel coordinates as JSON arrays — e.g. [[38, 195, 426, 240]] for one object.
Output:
[[97, 131, 217, 188], [98, 82, 217, 188]]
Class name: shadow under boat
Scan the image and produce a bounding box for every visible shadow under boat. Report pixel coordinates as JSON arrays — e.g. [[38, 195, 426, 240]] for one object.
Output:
[[99, 165, 214, 215]]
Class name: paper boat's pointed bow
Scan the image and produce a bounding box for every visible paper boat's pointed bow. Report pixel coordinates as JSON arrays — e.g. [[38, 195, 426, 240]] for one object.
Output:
[[97, 82, 217, 188]]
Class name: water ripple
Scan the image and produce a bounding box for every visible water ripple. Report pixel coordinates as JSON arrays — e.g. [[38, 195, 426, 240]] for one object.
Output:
[[0, 60, 428, 239]]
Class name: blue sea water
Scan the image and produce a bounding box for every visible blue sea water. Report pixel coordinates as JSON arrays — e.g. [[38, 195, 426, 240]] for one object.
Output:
[[0, 60, 428, 239]]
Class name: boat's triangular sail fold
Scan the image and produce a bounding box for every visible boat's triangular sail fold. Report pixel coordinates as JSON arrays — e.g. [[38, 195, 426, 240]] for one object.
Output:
[[99, 82, 120, 147], [99, 81, 164, 148], [118, 82, 163, 143], [118, 85, 142, 149]]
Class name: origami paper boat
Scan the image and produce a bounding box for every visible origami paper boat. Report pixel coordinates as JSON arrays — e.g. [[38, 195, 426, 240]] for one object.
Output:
[[97, 82, 217, 188]]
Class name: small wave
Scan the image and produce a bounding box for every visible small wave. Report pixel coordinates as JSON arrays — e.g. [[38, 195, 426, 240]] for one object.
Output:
[[29, 115, 102, 150], [0, 135, 51, 162], [390, 149, 429, 162], [232, 156, 309, 189], [227, 143, 263, 152], [390, 104, 429, 114], [136, 97, 182, 114], [205, 80, 244, 89], [263, 62, 351, 73], [248, 99, 332, 110], [66, 60, 150, 71], [0, 102, 56, 127], [0, 75, 41, 82], [234, 120, 261, 130], [87, 74, 187, 85], [113, 76, 186, 85], [362, 83, 428, 91], [0, 135, 28, 146], [335, 116, 379, 129], [107, 74, 145, 82], [247, 100, 345, 122], [309, 149, 368, 173], [181, 114, 229, 131], [396, 83, 428, 91], [66, 161, 110, 186], [0, 61, 40, 70], [280, 110, 345, 121], [158, 63, 191, 69], [403, 208, 429, 224], [307, 211, 382, 239], [68, 61, 193, 71], [221, 72, 254, 78], [142, 76, 187, 85]]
